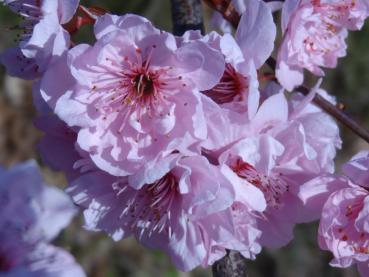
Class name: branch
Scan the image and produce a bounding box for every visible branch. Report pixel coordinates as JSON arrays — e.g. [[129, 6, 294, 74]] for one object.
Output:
[[170, 0, 205, 36], [203, 0, 369, 144], [212, 250, 248, 277], [296, 86, 369, 143]]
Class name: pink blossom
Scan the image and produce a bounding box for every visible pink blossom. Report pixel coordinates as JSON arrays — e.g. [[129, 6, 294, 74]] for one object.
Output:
[[40, 14, 225, 177], [208, 88, 341, 248], [67, 153, 264, 271], [0, 0, 79, 79], [263, 90, 340, 240], [0, 160, 85, 276], [319, 187, 369, 274], [203, 0, 276, 117], [250, 87, 341, 180], [244, 87, 341, 247], [316, 152, 369, 276], [276, 0, 369, 91], [218, 133, 301, 247], [200, 32, 260, 116], [36, 114, 264, 270], [275, 88, 341, 175]]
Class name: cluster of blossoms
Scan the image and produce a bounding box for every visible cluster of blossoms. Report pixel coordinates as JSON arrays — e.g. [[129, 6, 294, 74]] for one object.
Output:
[[1, 0, 369, 274]]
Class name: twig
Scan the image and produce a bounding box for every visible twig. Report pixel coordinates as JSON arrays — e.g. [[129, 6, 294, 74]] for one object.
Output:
[[203, 0, 369, 144], [212, 250, 248, 277], [296, 86, 369, 143], [170, 0, 205, 36]]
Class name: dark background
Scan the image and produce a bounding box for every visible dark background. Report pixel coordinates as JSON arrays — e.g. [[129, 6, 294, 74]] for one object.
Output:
[[0, 1, 368, 276]]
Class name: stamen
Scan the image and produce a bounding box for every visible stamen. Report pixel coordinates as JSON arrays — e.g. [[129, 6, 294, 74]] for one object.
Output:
[[90, 44, 181, 126], [334, 195, 369, 255], [118, 173, 178, 238], [203, 63, 248, 104], [230, 158, 289, 209]]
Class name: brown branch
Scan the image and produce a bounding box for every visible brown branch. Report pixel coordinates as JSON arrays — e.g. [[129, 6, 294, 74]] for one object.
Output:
[[212, 250, 248, 277], [203, 0, 369, 144], [170, 0, 205, 36], [296, 86, 369, 143]]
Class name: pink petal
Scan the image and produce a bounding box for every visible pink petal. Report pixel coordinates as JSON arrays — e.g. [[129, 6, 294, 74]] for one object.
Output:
[[235, 0, 276, 68], [174, 40, 225, 91]]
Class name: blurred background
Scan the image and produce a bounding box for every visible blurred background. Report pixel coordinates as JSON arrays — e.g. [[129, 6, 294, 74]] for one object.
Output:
[[0, 1, 368, 276]]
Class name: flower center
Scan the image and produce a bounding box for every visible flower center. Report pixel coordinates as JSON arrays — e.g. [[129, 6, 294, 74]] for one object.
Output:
[[116, 173, 179, 238], [335, 198, 369, 254], [133, 73, 154, 96], [90, 44, 186, 134], [230, 158, 289, 209], [302, 20, 342, 55], [301, 0, 358, 57], [203, 63, 248, 104]]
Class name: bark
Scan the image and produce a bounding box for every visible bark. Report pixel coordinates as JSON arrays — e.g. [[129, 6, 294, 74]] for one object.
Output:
[[170, 0, 204, 35], [212, 250, 248, 277]]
